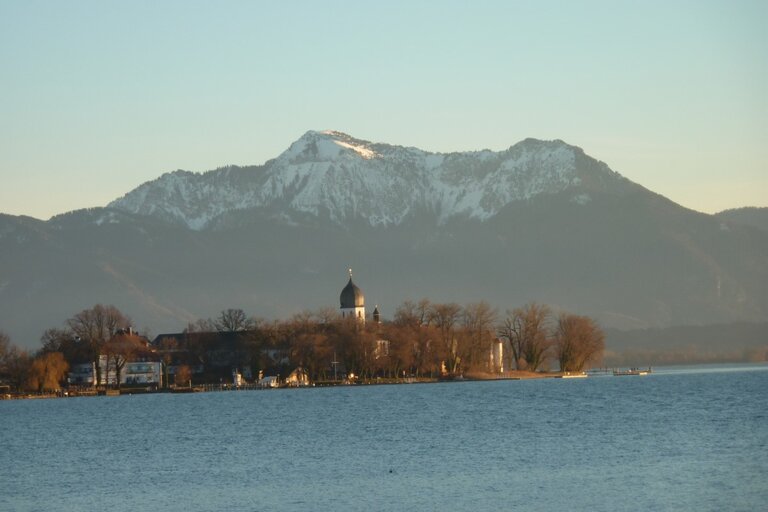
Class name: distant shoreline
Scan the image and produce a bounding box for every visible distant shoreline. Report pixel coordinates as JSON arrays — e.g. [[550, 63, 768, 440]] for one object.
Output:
[[14, 363, 765, 401], [1, 370, 588, 400]]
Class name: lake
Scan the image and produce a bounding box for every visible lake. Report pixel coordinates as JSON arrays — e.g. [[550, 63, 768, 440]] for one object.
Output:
[[2, 364, 767, 511]]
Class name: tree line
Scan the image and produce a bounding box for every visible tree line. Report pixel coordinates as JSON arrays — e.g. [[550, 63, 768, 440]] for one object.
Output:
[[0, 300, 604, 392]]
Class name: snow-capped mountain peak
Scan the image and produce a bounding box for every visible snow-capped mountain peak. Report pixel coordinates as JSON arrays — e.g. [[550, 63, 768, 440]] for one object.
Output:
[[108, 131, 629, 230], [278, 130, 379, 163]]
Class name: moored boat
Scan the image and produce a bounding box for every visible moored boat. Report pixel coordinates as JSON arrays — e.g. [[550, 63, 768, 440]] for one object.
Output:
[[557, 372, 588, 379], [613, 367, 652, 376]]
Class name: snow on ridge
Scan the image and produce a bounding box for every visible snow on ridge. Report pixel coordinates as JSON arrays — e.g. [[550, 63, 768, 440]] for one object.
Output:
[[276, 130, 380, 163], [109, 133, 613, 230], [333, 139, 377, 159]]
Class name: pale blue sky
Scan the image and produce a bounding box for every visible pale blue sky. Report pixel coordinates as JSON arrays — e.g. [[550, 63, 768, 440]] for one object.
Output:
[[1, 0, 765, 219]]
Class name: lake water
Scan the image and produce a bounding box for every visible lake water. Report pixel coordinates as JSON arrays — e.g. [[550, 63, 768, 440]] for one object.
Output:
[[2, 364, 767, 511]]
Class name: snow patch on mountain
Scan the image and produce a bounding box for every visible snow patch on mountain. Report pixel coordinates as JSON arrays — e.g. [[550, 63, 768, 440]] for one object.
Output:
[[334, 139, 377, 159], [94, 211, 122, 226], [109, 131, 624, 230], [571, 193, 592, 205]]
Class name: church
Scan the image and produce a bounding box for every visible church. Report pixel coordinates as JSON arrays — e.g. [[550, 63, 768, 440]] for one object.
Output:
[[339, 269, 379, 325], [337, 269, 502, 374]]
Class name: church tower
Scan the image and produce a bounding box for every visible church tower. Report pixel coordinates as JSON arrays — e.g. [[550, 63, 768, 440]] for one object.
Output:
[[340, 269, 366, 324]]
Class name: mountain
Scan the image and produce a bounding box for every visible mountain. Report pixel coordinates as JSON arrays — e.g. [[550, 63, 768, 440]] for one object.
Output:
[[604, 322, 768, 366], [716, 207, 768, 233], [109, 130, 633, 230], [2, 131, 768, 350]]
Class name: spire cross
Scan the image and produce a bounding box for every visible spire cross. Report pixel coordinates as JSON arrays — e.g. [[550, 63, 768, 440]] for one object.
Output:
[[348, 267, 353, 278]]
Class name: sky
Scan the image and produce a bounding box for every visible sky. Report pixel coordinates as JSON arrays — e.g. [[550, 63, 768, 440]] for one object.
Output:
[[0, 0, 766, 220]]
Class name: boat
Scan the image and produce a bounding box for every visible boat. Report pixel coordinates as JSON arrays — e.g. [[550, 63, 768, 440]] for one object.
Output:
[[557, 372, 588, 379], [613, 367, 652, 376]]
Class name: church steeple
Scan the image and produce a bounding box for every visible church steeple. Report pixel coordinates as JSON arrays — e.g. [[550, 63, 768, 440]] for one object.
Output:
[[340, 269, 365, 323]]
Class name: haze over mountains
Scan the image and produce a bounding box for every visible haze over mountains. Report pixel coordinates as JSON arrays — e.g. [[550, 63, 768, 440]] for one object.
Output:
[[1, 130, 767, 349]]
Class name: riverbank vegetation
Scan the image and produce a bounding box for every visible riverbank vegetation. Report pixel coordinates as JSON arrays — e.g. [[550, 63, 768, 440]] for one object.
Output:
[[0, 299, 605, 395]]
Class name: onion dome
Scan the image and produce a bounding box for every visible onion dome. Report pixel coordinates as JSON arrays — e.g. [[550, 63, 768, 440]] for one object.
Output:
[[340, 276, 365, 309]]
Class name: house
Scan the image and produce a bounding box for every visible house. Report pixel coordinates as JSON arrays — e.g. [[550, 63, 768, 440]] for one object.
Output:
[[98, 328, 161, 386], [97, 357, 163, 387], [285, 367, 310, 387], [258, 375, 280, 388], [65, 328, 163, 387]]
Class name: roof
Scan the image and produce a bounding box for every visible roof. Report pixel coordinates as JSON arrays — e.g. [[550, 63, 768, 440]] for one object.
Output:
[[151, 330, 253, 348], [340, 277, 364, 308]]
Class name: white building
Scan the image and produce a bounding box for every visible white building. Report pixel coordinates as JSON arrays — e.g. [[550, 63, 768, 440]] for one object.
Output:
[[123, 362, 162, 386], [490, 339, 504, 373], [97, 356, 162, 386]]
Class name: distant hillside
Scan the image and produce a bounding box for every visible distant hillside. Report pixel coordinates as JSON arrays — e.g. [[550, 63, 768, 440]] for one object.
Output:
[[605, 322, 768, 366], [716, 207, 768, 232], [1, 131, 768, 350]]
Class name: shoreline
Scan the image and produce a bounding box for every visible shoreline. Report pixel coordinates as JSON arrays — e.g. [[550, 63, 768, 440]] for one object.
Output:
[[0, 370, 584, 400]]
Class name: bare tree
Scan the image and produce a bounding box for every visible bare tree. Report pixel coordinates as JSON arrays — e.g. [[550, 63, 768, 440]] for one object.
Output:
[[498, 303, 551, 371], [430, 302, 462, 374], [40, 328, 92, 369], [381, 323, 412, 377], [498, 312, 522, 370], [313, 307, 340, 324], [39, 328, 71, 353], [346, 326, 380, 379], [0, 330, 11, 372], [175, 365, 192, 387], [215, 308, 255, 332], [390, 300, 442, 377], [461, 301, 498, 370], [382, 320, 436, 378], [554, 314, 605, 372], [157, 337, 179, 389], [0, 332, 31, 392], [328, 318, 362, 378], [288, 331, 329, 381], [394, 299, 432, 328], [271, 312, 335, 381], [103, 332, 142, 388], [66, 304, 130, 385], [186, 317, 216, 333], [0, 331, 26, 388], [67, 304, 128, 341]]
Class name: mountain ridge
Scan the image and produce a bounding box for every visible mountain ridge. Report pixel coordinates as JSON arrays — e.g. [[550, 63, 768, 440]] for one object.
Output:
[[108, 131, 633, 230], [716, 207, 768, 233]]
